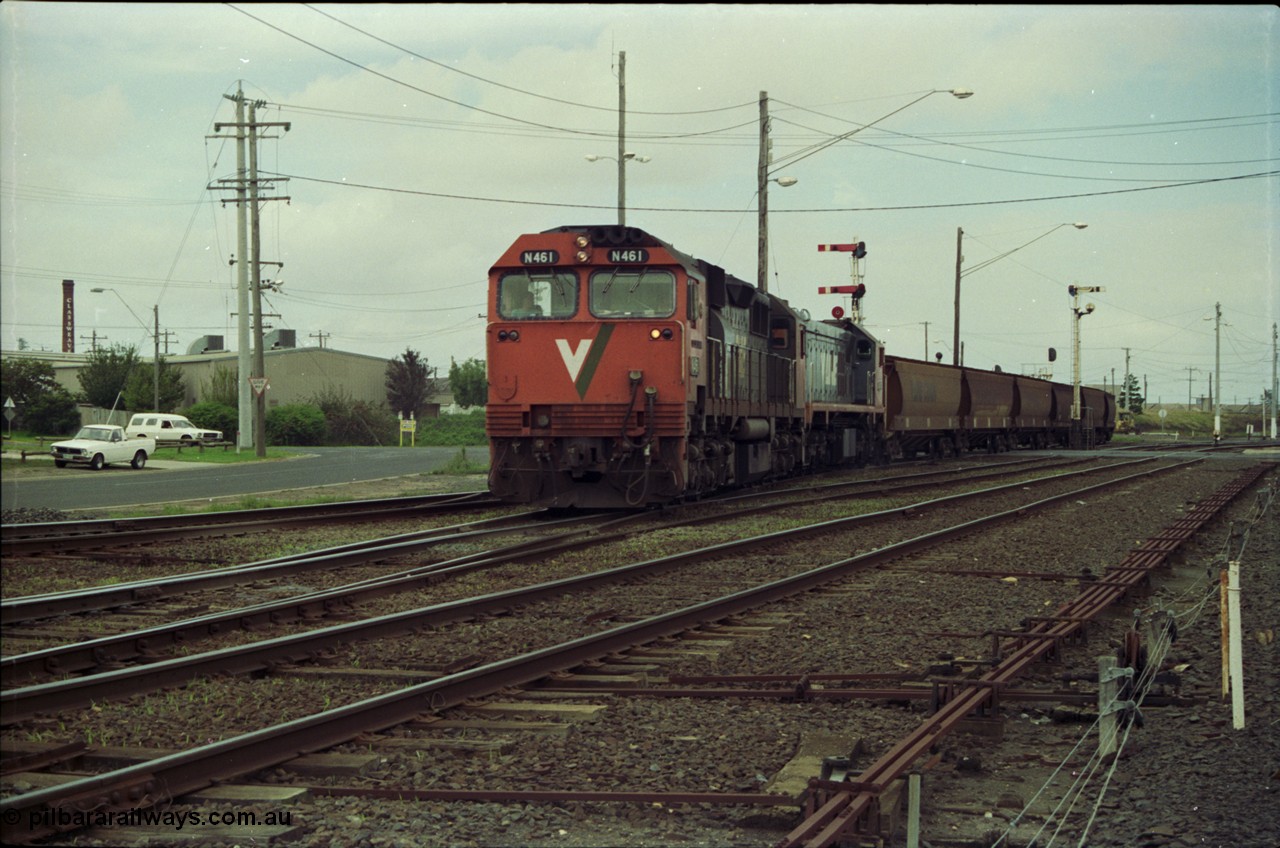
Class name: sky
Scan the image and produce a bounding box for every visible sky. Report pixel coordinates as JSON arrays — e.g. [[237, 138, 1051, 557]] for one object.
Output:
[[2, 3, 1276, 409]]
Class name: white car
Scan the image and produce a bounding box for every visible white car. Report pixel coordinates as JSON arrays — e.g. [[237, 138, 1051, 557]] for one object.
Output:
[[51, 426, 155, 470], [126, 413, 222, 443]]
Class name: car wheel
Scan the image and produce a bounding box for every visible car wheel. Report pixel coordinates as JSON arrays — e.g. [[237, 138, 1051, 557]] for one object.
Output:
[[181, 434, 193, 441], [54, 460, 67, 468], [90, 454, 105, 471], [131, 451, 148, 470]]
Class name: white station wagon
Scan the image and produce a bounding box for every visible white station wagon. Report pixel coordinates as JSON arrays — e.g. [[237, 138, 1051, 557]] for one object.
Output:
[[126, 414, 223, 443]]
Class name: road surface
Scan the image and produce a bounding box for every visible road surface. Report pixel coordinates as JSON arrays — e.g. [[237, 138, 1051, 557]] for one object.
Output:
[[1, 446, 484, 514]]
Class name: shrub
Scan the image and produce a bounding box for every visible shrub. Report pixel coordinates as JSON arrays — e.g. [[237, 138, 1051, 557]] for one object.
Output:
[[184, 402, 238, 439], [416, 409, 486, 446], [265, 404, 327, 446], [310, 386, 398, 446]]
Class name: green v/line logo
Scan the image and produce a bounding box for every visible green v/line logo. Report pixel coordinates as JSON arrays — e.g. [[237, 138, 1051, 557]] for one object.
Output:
[[556, 323, 615, 399]]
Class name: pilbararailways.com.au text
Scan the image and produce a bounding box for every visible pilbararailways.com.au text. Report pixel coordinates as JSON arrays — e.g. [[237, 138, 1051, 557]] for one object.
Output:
[[11, 806, 293, 831]]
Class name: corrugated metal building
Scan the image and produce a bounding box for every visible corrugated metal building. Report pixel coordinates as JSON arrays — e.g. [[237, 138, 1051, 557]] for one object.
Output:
[[2, 346, 454, 414]]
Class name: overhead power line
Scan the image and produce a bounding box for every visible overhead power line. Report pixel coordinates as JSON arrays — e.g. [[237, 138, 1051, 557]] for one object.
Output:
[[227, 3, 616, 139], [268, 169, 1279, 213], [301, 4, 755, 117]]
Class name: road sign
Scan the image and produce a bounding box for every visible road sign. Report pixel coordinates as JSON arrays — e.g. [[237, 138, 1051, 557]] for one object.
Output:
[[248, 377, 269, 397]]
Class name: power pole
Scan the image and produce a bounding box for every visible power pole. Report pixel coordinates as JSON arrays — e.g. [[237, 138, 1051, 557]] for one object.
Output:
[[79, 330, 107, 352], [952, 227, 963, 365], [616, 50, 626, 227], [309, 331, 330, 350], [152, 305, 161, 413], [1185, 367, 1199, 409], [921, 322, 930, 359], [1213, 302, 1222, 438], [248, 99, 290, 457], [1121, 347, 1131, 412], [211, 90, 290, 456], [1264, 324, 1274, 438], [757, 91, 770, 292], [213, 86, 253, 451]]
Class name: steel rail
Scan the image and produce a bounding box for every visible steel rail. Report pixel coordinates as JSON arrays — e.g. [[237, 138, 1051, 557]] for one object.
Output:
[[1, 458, 1168, 718], [0, 508, 559, 624], [0, 491, 496, 557], [536, 682, 1195, 708], [778, 462, 1272, 848], [305, 784, 797, 806], [0, 460, 1205, 842], [1, 458, 1139, 682], [2, 459, 1055, 623], [1, 511, 642, 686]]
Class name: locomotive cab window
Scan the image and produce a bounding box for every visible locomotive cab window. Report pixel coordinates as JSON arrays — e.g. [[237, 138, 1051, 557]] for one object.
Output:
[[589, 268, 676, 318], [498, 271, 577, 319]]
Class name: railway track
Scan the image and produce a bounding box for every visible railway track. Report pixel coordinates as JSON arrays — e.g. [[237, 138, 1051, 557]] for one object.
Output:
[[6, 457, 1271, 845], [0, 490, 498, 558], [2, 457, 1153, 702]]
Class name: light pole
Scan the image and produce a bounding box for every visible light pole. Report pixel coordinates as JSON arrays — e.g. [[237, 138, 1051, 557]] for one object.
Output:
[[758, 87, 972, 293], [953, 222, 1087, 365], [1212, 302, 1222, 440], [91, 288, 160, 412], [585, 152, 650, 226], [1070, 284, 1104, 448]]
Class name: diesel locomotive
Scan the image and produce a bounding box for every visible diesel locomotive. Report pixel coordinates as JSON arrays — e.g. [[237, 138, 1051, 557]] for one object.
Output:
[[485, 225, 1113, 508]]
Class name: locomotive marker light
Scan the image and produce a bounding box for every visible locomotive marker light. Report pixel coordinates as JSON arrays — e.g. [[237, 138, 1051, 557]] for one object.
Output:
[[1069, 284, 1105, 449]]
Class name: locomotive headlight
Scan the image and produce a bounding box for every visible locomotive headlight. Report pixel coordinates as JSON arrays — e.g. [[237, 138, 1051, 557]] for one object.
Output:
[[649, 328, 673, 340], [576, 250, 590, 263], [574, 235, 590, 249], [497, 330, 508, 341]]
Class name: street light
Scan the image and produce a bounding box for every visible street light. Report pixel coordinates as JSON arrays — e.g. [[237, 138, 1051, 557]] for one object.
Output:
[[757, 88, 972, 292], [91, 288, 160, 413], [585, 152, 650, 227], [952, 222, 1087, 365], [1069, 284, 1105, 448]]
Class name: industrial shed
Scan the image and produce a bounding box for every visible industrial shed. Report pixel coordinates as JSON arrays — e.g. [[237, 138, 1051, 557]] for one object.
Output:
[[3, 345, 455, 417]]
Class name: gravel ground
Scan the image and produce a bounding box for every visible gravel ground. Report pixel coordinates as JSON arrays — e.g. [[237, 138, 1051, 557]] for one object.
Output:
[[10, 457, 1277, 848]]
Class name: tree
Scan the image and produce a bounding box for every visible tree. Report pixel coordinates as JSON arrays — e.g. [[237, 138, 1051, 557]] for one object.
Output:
[[24, 389, 81, 435], [121, 357, 186, 412], [78, 344, 140, 409], [385, 347, 435, 419], [448, 358, 487, 408], [1, 358, 79, 434], [2, 358, 61, 410], [1120, 373, 1145, 415]]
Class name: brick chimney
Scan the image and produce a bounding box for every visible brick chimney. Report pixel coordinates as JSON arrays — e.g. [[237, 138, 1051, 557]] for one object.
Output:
[[62, 279, 75, 353]]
